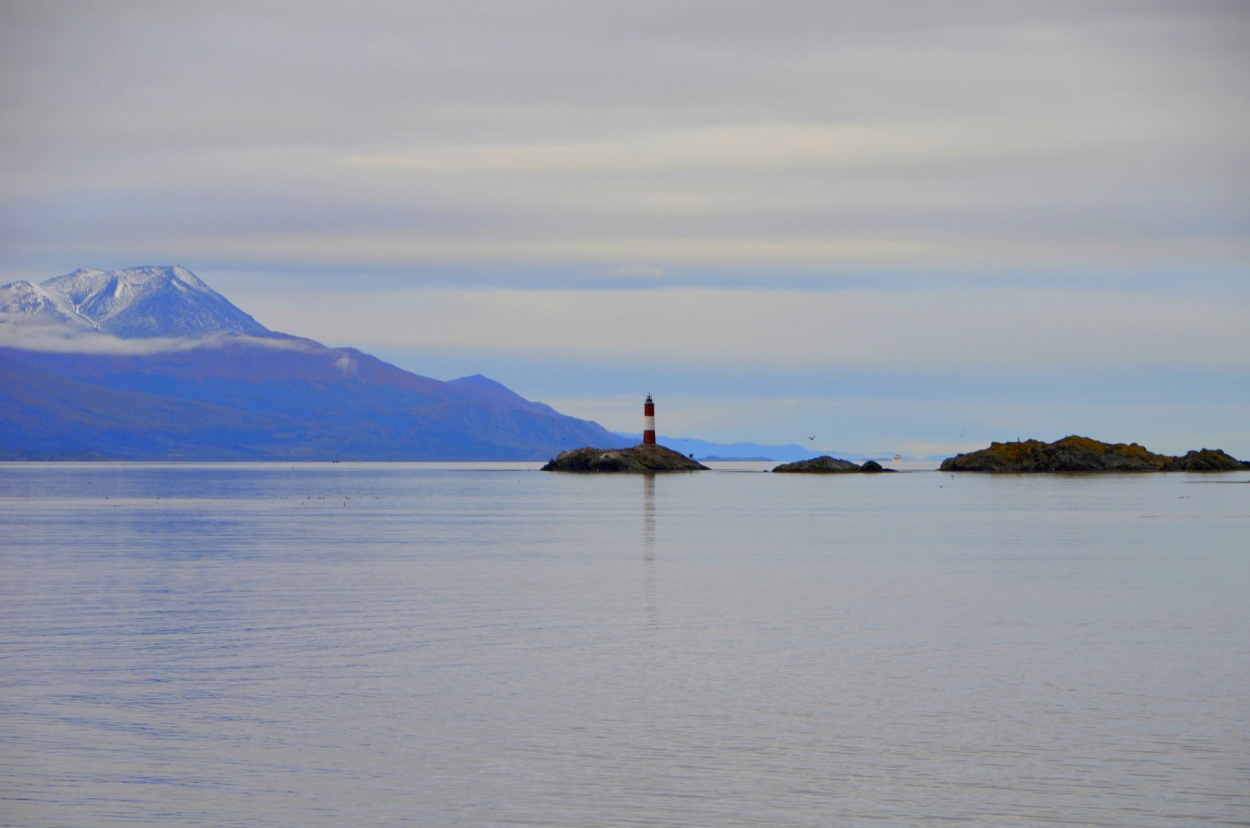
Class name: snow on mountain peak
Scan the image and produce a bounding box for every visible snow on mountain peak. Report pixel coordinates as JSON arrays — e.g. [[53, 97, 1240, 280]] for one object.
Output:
[[0, 280, 96, 330], [1, 265, 274, 339]]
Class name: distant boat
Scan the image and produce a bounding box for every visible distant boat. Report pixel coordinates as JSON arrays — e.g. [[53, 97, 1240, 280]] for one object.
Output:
[[893, 454, 902, 461]]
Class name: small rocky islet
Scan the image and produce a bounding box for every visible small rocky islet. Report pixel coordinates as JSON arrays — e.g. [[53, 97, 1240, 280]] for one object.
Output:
[[541, 444, 709, 472], [771, 456, 896, 473], [940, 435, 1248, 473], [543, 436, 1247, 474], [541, 445, 893, 473]]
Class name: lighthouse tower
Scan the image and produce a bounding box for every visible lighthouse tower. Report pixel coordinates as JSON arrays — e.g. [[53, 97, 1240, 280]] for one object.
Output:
[[643, 394, 656, 445]]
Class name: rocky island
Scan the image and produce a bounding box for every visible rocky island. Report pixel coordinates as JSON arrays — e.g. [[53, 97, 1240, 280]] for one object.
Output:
[[772, 456, 896, 473], [541, 444, 710, 472], [940, 435, 1247, 473]]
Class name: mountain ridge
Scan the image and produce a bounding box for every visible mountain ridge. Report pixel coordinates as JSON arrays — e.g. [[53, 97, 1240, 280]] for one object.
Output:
[[0, 265, 630, 460]]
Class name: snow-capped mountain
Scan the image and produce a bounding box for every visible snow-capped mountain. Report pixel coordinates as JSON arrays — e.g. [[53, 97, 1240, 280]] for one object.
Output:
[[0, 265, 272, 338], [1, 265, 630, 460]]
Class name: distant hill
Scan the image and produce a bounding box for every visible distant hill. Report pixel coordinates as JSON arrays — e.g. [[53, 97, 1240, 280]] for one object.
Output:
[[614, 434, 871, 462], [0, 266, 630, 460]]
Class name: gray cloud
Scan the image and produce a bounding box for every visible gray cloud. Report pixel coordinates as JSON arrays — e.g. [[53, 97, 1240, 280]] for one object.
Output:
[[4, 2, 1246, 283], [5, 4, 1247, 254]]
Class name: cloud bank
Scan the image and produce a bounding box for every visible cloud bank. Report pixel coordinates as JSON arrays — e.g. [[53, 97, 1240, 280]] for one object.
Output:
[[3, 2, 1246, 281]]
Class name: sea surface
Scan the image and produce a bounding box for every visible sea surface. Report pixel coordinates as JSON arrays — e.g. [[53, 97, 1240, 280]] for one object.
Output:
[[1, 461, 1248, 827]]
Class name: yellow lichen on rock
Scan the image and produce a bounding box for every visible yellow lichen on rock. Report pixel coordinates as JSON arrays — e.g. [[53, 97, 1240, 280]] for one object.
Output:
[[942, 436, 1243, 472]]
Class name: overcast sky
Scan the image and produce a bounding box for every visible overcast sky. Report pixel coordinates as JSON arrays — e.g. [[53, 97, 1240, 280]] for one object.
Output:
[[3, 1, 1247, 456]]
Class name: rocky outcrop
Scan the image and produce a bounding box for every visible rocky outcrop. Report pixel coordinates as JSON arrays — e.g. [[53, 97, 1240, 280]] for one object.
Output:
[[1160, 448, 1246, 471], [940, 436, 1245, 472], [772, 456, 896, 473], [541, 443, 709, 472]]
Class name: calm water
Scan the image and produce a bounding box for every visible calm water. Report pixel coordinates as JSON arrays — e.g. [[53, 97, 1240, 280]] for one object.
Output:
[[1, 461, 1247, 827]]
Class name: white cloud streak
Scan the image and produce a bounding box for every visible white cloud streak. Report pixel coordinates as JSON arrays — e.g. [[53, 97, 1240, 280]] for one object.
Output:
[[0, 326, 315, 356]]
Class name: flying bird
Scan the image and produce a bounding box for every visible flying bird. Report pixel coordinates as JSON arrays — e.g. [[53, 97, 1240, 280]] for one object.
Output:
[[807, 435, 816, 441]]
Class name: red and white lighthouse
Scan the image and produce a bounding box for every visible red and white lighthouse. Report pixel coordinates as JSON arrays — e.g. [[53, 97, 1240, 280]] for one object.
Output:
[[643, 394, 656, 445]]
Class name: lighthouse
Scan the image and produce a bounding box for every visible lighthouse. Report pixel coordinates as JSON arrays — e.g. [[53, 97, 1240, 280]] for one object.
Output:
[[643, 394, 656, 445]]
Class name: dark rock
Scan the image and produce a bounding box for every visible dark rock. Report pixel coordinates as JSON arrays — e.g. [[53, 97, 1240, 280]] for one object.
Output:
[[860, 460, 895, 473], [940, 435, 1245, 473], [1161, 449, 1246, 471], [542, 443, 709, 472], [772, 456, 863, 473]]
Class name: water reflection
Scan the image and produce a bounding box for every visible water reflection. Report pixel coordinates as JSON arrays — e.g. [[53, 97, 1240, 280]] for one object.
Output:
[[643, 473, 656, 562], [643, 473, 658, 640]]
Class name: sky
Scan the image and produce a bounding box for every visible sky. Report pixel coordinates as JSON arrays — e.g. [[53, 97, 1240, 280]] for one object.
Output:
[[2, 1, 1247, 457]]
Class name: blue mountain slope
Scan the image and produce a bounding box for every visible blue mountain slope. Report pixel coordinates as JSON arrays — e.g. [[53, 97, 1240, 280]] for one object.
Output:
[[0, 266, 631, 461], [1, 340, 629, 460]]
